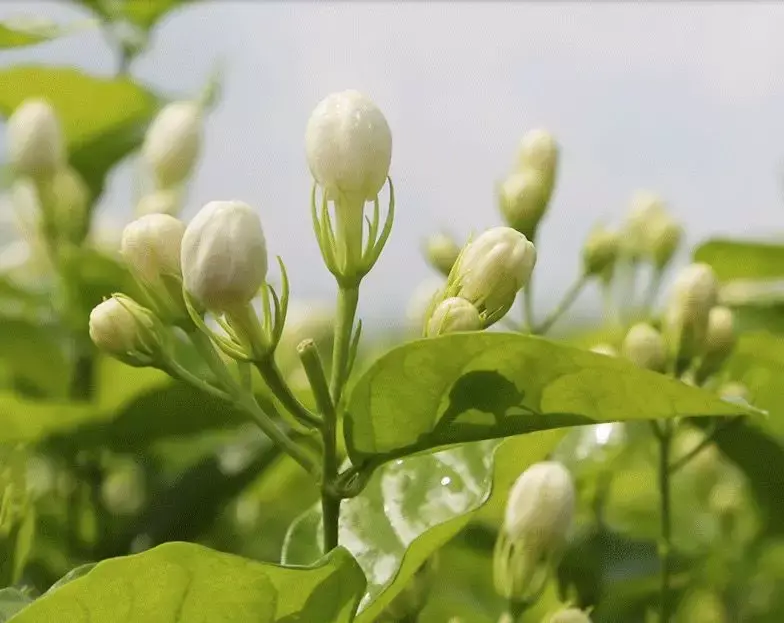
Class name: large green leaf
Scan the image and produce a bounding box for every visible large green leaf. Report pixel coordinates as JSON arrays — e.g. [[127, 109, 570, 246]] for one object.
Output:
[[0, 67, 158, 200], [345, 333, 747, 466], [0, 394, 103, 445], [8, 542, 364, 623], [694, 238, 784, 282], [0, 319, 67, 398], [283, 441, 498, 621]]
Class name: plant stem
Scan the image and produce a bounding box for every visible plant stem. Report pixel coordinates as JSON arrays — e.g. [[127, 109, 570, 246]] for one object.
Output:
[[189, 329, 319, 478], [654, 419, 674, 623], [523, 280, 535, 332], [640, 267, 664, 319], [254, 356, 321, 429], [533, 274, 589, 335], [330, 286, 359, 407], [298, 339, 341, 553]]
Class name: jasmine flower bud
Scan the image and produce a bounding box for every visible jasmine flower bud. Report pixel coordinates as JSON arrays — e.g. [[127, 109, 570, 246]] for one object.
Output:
[[582, 225, 620, 278], [7, 98, 65, 179], [142, 101, 203, 189], [516, 128, 558, 186], [89, 295, 167, 366], [121, 214, 185, 283], [425, 297, 482, 337], [305, 89, 392, 202], [424, 232, 461, 277], [447, 226, 536, 326], [664, 263, 719, 360], [622, 323, 667, 372], [498, 170, 550, 240], [181, 200, 268, 313]]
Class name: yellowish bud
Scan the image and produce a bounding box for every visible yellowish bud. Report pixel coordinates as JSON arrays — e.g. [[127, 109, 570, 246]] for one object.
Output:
[[424, 232, 461, 277], [498, 170, 550, 239], [7, 98, 65, 179], [582, 226, 620, 277], [622, 323, 667, 372], [425, 297, 482, 337], [664, 263, 718, 360]]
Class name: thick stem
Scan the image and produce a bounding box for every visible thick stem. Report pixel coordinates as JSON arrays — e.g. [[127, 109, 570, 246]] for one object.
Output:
[[189, 329, 319, 478], [298, 339, 341, 553], [655, 419, 674, 623], [330, 286, 359, 407], [533, 274, 589, 335]]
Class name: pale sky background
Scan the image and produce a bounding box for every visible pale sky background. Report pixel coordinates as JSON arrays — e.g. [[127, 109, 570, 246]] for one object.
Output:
[[2, 1, 784, 327]]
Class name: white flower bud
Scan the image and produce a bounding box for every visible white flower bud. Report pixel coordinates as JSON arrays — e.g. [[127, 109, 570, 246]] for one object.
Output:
[[424, 232, 461, 277], [590, 343, 617, 357], [504, 461, 575, 544], [703, 306, 735, 359], [582, 226, 620, 277], [89, 295, 165, 365], [516, 129, 558, 183], [649, 215, 683, 269], [494, 461, 575, 601], [498, 170, 550, 239], [664, 263, 719, 359], [305, 90, 392, 201], [425, 297, 482, 337], [142, 101, 203, 189], [121, 214, 185, 283], [135, 188, 183, 217], [622, 191, 667, 261], [101, 462, 146, 516], [7, 98, 65, 179], [50, 167, 89, 243], [718, 381, 749, 403], [181, 200, 268, 312], [449, 227, 536, 323], [548, 608, 593, 623], [622, 323, 667, 372]]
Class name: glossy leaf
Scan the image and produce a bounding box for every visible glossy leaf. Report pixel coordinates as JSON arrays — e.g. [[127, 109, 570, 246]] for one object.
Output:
[[694, 239, 784, 282], [345, 333, 748, 465], [0, 67, 158, 200], [9, 542, 364, 623]]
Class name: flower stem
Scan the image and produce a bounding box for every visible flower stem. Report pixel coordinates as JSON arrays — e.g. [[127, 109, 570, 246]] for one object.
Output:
[[330, 286, 359, 407], [254, 356, 321, 429], [298, 339, 341, 553], [189, 329, 320, 478], [533, 274, 589, 335], [653, 419, 674, 623]]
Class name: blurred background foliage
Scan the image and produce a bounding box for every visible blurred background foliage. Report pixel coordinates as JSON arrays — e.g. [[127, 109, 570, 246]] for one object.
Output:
[[1, 2, 784, 622]]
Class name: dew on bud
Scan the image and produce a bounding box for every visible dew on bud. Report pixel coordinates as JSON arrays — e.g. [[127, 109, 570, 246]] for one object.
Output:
[[142, 101, 203, 189], [622, 322, 667, 372], [305, 90, 392, 201], [181, 200, 268, 313], [7, 98, 65, 179]]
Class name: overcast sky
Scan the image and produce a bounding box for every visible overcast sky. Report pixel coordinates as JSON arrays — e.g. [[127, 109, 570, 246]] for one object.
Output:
[[2, 1, 784, 326]]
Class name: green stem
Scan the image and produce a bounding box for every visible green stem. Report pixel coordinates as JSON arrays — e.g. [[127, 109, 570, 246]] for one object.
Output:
[[330, 286, 359, 406], [669, 417, 742, 473], [533, 274, 589, 335], [189, 329, 319, 478], [654, 419, 674, 623], [163, 358, 232, 402], [298, 339, 341, 553], [522, 278, 535, 332], [641, 267, 664, 319], [254, 356, 321, 429]]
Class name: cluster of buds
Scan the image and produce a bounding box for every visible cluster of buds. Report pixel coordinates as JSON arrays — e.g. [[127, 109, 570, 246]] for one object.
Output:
[[493, 461, 575, 605], [306, 90, 394, 285], [621, 191, 683, 270], [497, 129, 559, 240], [6, 98, 92, 248], [424, 227, 536, 336], [137, 100, 204, 217]]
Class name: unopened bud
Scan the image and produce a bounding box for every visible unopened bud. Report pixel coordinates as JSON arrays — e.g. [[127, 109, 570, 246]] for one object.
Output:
[[305, 90, 392, 201], [649, 215, 683, 269], [7, 98, 65, 179], [50, 166, 90, 244], [447, 227, 536, 325], [135, 188, 183, 217], [424, 232, 461, 277], [425, 297, 482, 337], [181, 200, 268, 313], [101, 462, 146, 516], [622, 191, 667, 261], [673, 429, 721, 491], [516, 129, 558, 185], [664, 263, 719, 360], [142, 101, 203, 189], [582, 226, 620, 278], [703, 306, 736, 360], [548, 608, 593, 623], [494, 461, 575, 601], [498, 170, 550, 239], [622, 323, 667, 372], [718, 381, 749, 403], [590, 343, 617, 357], [88, 295, 167, 366]]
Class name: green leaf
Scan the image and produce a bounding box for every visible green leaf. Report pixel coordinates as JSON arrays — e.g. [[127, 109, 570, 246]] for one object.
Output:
[[0, 394, 103, 445], [8, 542, 365, 623], [0, 588, 32, 622], [0, 19, 63, 49], [345, 333, 747, 466], [0, 319, 68, 398], [694, 238, 784, 282], [0, 67, 159, 200], [77, 0, 197, 32]]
